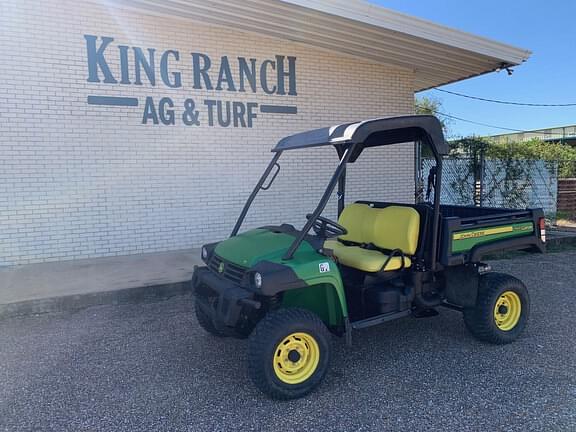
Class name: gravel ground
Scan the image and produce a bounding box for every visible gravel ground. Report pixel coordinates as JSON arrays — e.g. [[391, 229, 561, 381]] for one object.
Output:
[[1, 252, 575, 431]]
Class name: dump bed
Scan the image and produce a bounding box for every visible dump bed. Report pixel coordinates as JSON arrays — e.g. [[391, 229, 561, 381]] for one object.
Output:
[[439, 205, 546, 266]]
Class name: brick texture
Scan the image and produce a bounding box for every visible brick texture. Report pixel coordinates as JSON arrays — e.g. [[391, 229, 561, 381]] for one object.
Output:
[[0, 0, 415, 266]]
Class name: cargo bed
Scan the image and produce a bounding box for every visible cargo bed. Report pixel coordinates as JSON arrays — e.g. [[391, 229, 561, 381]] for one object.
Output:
[[439, 205, 546, 266]]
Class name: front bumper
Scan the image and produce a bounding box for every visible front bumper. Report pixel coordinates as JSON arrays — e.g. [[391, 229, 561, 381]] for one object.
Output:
[[192, 266, 260, 328]]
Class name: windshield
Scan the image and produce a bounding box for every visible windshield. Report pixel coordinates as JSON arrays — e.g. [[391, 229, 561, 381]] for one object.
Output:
[[231, 147, 343, 237]]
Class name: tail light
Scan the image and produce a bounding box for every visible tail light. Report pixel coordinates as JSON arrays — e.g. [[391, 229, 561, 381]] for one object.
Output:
[[538, 217, 546, 243]]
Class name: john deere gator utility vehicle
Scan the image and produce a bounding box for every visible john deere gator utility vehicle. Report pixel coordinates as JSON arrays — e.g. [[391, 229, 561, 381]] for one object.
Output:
[[192, 115, 546, 399]]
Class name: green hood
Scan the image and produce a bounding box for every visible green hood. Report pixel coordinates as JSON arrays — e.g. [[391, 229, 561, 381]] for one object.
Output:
[[212, 228, 348, 325], [214, 228, 315, 268]]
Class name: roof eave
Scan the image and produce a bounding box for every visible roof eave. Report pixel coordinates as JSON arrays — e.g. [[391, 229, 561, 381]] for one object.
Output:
[[102, 0, 531, 90], [281, 0, 532, 65]]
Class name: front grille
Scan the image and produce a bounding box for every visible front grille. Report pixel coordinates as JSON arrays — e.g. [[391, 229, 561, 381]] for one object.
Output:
[[208, 254, 247, 284]]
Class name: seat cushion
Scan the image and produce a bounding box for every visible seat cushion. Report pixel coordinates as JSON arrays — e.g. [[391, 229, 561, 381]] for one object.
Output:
[[324, 240, 411, 272]]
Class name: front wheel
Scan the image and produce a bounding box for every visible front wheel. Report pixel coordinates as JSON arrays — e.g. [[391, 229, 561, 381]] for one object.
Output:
[[463, 272, 530, 344], [248, 308, 331, 399]]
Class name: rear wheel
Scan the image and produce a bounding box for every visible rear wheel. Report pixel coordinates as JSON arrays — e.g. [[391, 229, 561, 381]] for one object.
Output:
[[248, 308, 331, 399], [463, 272, 529, 344]]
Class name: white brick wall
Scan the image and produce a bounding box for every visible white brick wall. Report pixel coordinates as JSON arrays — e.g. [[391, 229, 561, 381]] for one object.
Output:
[[0, 0, 415, 266]]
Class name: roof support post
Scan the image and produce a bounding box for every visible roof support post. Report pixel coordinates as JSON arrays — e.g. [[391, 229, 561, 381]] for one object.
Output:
[[430, 145, 443, 271], [337, 165, 346, 217]]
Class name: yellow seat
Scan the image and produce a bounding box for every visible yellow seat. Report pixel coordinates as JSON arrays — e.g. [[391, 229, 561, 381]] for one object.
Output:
[[323, 203, 420, 273], [324, 240, 412, 272]]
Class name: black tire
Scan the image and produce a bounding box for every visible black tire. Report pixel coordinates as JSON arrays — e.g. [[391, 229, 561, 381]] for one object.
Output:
[[248, 308, 331, 400], [463, 272, 530, 344], [194, 299, 227, 337]]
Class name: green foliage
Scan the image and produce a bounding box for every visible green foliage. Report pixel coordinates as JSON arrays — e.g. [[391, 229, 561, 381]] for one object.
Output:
[[487, 138, 564, 159], [486, 139, 576, 177], [415, 96, 449, 158], [450, 136, 576, 178], [447, 136, 544, 208], [445, 136, 486, 205], [415, 96, 449, 133], [483, 158, 535, 208], [449, 136, 488, 158], [415, 95, 440, 114]]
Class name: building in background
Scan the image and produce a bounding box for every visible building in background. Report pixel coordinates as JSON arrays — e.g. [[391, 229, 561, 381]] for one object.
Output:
[[0, 0, 530, 266], [487, 125, 576, 145]]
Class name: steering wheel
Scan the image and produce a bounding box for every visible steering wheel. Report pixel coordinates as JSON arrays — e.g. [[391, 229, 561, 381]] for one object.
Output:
[[306, 214, 348, 238]]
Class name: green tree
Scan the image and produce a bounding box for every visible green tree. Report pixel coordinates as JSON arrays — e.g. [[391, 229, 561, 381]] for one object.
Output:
[[415, 96, 449, 135], [450, 136, 489, 158], [415, 96, 450, 161]]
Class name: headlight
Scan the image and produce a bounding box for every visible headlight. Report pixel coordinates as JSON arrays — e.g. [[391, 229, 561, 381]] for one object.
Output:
[[253, 272, 263, 289], [201, 246, 208, 260]]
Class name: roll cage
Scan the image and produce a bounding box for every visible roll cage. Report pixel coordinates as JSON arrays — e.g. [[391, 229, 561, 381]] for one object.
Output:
[[230, 115, 449, 270]]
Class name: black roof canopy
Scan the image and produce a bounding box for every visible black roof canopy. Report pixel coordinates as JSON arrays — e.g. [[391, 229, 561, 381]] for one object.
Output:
[[273, 115, 448, 159]]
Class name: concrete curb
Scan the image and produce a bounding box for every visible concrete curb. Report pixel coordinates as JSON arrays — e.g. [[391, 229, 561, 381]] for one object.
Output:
[[548, 231, 576, 248], [0, 281, 192, 320], [1, 233, 575, 321]]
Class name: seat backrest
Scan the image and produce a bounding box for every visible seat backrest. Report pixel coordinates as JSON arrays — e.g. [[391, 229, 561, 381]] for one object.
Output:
[[371, 206, 420, 255], [337, 203, 377, 244], [337, 204, 420, 255]]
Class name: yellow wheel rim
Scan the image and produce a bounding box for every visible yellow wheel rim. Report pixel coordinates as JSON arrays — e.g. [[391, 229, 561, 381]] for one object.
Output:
[[273, 332, 320, 385], [494, 291, 522, 331]]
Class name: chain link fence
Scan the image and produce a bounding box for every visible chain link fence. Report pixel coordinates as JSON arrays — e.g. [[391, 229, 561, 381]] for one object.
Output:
[[420, 158, 576, 223]]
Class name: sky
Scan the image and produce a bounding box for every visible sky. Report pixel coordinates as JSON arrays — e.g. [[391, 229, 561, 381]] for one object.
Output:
[[370, 0, 576, 138]]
